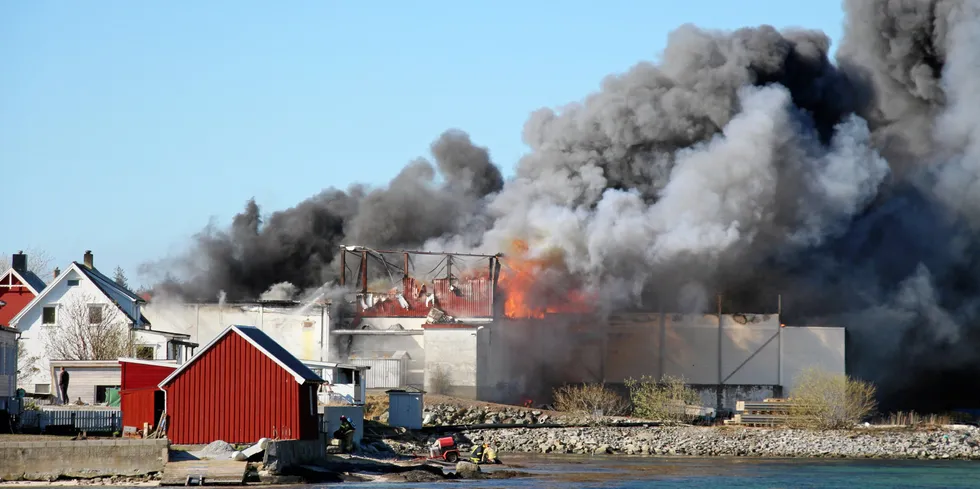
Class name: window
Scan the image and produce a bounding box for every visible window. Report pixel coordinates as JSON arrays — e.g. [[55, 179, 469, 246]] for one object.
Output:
[[35, 383, 50, 394], [88, 304, 103, 324], [42, 306, 56, 325], [67, 279, 80, 287], [136, 345, 155, 360]]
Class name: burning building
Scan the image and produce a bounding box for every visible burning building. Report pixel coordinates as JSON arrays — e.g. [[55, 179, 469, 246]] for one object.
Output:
[[146, 0, 980, 413], [330, 245, 845, 412]]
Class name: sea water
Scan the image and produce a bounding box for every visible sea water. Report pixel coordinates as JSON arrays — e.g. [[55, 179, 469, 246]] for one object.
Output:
[[328, 455, 980, 488]]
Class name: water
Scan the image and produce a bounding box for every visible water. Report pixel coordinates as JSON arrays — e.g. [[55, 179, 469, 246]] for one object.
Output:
[[328, 454, 980, 488]]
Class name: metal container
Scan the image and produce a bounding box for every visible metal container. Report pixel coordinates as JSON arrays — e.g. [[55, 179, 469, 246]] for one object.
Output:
[[348, 351, 410, 389], [387, 389, 423, 430]]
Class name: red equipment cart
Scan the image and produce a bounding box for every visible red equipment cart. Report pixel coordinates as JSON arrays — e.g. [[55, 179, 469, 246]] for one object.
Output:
[[428, 436, 460, 463]]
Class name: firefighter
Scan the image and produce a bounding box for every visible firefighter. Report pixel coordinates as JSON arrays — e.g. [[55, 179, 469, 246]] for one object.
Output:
[[334, 415, 356, 453], [484, 444, 500, 464], [469, 443, 487, 463]]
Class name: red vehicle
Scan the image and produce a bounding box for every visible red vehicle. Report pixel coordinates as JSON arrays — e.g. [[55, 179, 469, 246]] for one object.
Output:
[[428, 436, 460, 463]]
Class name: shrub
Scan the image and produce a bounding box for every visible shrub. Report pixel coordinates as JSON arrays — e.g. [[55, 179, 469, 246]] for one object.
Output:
[[552, 383, 629, 417], [626, 375, 702, 423], [787, 368, 877, 430], [428, 366, 452, 395]]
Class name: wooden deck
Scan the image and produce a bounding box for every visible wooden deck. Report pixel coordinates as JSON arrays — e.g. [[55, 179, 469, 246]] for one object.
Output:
[[160, 460, 248, 486]]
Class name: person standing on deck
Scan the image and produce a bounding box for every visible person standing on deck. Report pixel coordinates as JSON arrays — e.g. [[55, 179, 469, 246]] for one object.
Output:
[[58, 367, 70, 405]]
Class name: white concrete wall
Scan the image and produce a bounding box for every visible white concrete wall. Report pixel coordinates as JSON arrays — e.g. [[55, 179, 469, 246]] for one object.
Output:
[[424, 327, 479, 398], [663, 314, 721, 384], [143, 302, 330, 362], [476, 314, 845, 406], [720, 314, 781, 385], [0, 330, 17, 399], [781, 326, 846, 394]]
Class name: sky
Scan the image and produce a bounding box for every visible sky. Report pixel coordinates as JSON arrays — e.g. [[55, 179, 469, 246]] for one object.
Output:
[[0, 1, 844, 288]]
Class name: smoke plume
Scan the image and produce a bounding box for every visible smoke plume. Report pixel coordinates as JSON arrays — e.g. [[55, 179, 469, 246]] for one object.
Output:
[[149, 0, 980, 411]]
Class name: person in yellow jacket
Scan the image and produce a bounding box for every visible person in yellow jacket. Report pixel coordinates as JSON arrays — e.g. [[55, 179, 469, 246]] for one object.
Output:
[[484, 444, 500, 464]]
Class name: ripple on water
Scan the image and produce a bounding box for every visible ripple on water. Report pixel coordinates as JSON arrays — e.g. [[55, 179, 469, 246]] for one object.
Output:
[[330, 455, 980, 489]]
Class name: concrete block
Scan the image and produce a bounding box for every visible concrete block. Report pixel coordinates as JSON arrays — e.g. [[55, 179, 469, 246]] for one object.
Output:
[[0, 439, 170, 481], [262, 440, 326, 475]]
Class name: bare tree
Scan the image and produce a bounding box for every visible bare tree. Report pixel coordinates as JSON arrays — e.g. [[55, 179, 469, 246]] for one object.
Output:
[[0, 247, 55, 283], [17, 348, 41, 379], [45, 293, 134, 360]]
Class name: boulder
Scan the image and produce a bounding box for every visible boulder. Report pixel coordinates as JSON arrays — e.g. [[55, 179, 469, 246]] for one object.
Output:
[[455, 461, 482, 479]]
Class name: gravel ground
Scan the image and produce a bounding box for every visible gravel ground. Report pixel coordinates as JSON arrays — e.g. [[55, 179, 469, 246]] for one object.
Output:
[[460, 425, 980, 460]]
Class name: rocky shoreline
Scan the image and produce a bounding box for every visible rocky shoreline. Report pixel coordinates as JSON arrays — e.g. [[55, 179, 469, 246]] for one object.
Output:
[[459, 425, 980, 460]]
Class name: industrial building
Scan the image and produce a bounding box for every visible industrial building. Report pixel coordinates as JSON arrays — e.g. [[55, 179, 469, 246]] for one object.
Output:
[[143, 246, 846, 413]]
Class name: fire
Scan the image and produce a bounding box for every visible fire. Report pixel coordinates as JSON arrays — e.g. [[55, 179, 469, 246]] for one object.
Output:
[[498, 239, 594, 319]]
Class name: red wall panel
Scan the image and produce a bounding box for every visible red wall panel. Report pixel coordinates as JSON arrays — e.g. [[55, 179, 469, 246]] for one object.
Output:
[[121, 362, 176, 390], [0, 275, 37, 327], [121, 389, 158, 431], [163, 332, 318, 444]]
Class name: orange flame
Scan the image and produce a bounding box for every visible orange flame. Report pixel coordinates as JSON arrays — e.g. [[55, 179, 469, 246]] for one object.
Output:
[[498, 240, 594, 319]]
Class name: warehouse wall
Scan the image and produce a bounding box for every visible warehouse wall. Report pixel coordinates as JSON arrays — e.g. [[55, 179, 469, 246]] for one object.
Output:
[[144, 302, 328, 361], [423, 325, 480, 398], [781, 326, 846, 394]]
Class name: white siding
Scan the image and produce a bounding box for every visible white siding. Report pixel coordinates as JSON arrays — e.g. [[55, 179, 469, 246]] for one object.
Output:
[[50, 366, 121, 405]]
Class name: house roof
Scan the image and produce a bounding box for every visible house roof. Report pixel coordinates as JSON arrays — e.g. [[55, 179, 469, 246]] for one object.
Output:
[[134, 327, 191, 340], [0, 267, 47, 296], [74, 262, 149, 325], [0, 325, 18, 334], [10, 262, 151, 328], [159, 325, 324, 387]]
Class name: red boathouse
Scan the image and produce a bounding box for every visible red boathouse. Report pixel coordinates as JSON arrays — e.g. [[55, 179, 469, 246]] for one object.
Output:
[[159, 324, 324, 444], [119, 358, 177, 435]]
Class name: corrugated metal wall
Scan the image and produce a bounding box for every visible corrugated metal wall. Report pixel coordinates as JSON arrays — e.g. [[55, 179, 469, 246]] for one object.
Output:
[[163, 332, 318, 444], [348, 358, 406, 389], [387, 392, 422, 429]]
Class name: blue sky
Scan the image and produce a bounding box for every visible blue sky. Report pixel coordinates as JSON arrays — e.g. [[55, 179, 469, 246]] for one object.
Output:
[[0, 1, 844, 287]]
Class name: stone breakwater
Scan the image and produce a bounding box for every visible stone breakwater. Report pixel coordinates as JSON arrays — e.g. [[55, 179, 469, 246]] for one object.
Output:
[[421, 403, 615, 426], [461, 426, 980, 460]]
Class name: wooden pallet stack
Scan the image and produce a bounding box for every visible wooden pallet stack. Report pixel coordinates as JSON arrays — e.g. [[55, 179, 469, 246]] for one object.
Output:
[[724, 398, 795, 427]]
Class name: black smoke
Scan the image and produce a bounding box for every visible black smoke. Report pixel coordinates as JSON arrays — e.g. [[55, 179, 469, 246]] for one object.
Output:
[[150, 0, 980, 412]]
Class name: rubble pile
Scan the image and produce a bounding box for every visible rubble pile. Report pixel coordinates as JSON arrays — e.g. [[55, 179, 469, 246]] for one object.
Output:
[[462, 425, 980, 460], [422, 403, 593, 426]]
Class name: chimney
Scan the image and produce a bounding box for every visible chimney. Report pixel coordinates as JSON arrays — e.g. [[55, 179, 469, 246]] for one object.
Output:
[[53, 267, 61, 280], [83, 250, 94, 269], [11, 251, 26, 273]]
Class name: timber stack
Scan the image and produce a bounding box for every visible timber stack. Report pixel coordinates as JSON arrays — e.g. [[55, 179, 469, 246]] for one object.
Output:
[[725, 398, 794, 427]]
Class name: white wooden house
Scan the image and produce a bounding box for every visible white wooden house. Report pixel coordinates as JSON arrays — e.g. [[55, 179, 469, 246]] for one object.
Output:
[[10, 251, 196, 399]]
